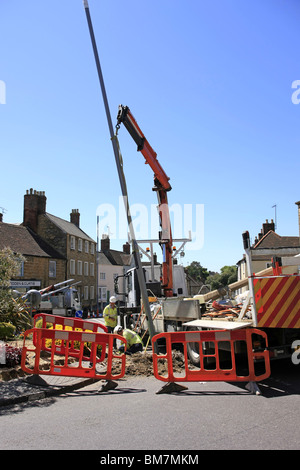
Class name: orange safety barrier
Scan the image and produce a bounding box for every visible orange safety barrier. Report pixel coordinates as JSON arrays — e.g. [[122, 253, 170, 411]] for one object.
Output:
[[21, 328, 126, 381], [253, 274, 300, 329], [33, 313, 108, 363], [152, 328, 271, 383]]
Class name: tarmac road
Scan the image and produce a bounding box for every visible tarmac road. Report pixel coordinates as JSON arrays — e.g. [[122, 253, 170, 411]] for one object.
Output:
[[0, 359, 299, 452]]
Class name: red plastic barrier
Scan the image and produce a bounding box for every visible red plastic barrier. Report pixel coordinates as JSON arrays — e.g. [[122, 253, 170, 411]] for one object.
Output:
[[152, 328, 271, 383], [33, 313, 107, 363], [21, 328, 126, 380]]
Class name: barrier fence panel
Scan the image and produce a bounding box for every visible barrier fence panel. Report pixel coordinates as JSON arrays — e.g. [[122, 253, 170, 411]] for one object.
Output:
[[33, 314, 108, 363], [152, 328, 271, 383], [21, 328, 126, 381]]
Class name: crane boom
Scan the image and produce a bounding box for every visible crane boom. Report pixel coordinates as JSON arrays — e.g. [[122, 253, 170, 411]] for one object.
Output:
[[117, 105, 172, 191], [117, 105, 173, 297]]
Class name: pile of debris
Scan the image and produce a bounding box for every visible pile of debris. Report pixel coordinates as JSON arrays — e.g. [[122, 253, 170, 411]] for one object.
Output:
[[202, 298, 251, 320], [122, 350, 186, 377]]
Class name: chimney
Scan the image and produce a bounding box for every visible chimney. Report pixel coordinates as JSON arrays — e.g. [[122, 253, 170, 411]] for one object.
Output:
[[101, 235, 110, 251], [295, 201, 300, 240], [70, 209, 80, 227], [123, 242, 130, 254], [23, 189, 46, 232], [262, 219, 275, 235]]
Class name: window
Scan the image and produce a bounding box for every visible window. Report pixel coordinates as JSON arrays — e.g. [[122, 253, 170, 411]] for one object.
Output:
[[90, 263, 94, 276], [99, 287, 107, 301], [84, 262, 89, 276], [70, 236, 75, 250], [49, 260, 56, 278], [91, 243, 95, 254], [85, 241, 89, 253], [100, 272, 106, 280], [90, 285, 95, 300], [78, 239, 82, 252], [70, 259, 75, 275], [77, 260, 82, 275], [84, 286, 89, 301], [18, 261, 24, 277]]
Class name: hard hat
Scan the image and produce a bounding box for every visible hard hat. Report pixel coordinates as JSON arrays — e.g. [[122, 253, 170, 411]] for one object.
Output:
[[110, 296, 117, 303], [114, 325, 123, 334]]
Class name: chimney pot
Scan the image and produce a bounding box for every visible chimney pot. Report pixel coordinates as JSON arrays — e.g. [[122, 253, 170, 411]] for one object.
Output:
[[23, 189, 46, 232], [70, 209, 80, 227], [123, 242, 130, 254], [101, 235, 110, 251]]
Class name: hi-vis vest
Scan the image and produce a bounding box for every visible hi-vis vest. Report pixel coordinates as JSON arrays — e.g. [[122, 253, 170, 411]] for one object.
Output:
[[103, 305, 118, 328], [123, 329, 143, 348]]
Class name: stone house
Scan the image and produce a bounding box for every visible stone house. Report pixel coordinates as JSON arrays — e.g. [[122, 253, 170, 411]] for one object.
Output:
[[237, 207, 300, 286], [0, 220, 65, 293], [22, 189, 97, 308]]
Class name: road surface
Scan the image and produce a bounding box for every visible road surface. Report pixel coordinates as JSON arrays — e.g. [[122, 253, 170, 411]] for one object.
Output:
[[0, 359, 299, 452]]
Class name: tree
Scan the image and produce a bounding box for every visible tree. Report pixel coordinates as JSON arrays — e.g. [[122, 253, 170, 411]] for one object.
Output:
[[185, 261, 209, 284], [206, 265, 237, 291], [0, 248, 31, 334]]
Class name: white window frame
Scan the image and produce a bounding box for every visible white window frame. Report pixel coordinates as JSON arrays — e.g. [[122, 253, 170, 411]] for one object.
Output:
[[84, 286, 89, 301], [77, 260, 82, 275], [70, 259, 76, 275], [70, 236, 75, 250], [18, 260, 24, 277], [90, 263, 94, 276], [99, 286, 107, 301], [78, 238, 82, 252], [85, 241, 89, 253], [90, 285, 95, 300], [84, 262, 89, 276], [49, 260, 56, 278]]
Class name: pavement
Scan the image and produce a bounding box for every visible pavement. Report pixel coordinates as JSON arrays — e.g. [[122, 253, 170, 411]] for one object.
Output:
[[0, 373, 99, 408], [0, 316, 109, 408]]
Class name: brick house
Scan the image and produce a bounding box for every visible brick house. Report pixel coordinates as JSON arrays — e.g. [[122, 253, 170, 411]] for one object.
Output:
[[237, 214, 300, 286], [0, 220, 65, 292], [22, 189, 97, 309]]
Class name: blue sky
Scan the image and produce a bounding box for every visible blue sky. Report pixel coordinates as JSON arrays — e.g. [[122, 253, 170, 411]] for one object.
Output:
[[1, 0, 299, 272]]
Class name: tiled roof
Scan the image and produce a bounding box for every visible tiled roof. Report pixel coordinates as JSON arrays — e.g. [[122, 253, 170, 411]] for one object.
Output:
[[98, 252, 113, 265], [0, 223, 65, 259], [101, 249, 132, 266], [45, 213, 96, 242], [253, 230, 300, 249]]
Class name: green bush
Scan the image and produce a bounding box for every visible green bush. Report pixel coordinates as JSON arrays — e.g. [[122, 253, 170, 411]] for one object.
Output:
[[0, 322, 16, 340]]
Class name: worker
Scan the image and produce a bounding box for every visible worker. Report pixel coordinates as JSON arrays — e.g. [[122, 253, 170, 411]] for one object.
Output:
[[114, 325, 143, 355], [103, 296, 118, 333]]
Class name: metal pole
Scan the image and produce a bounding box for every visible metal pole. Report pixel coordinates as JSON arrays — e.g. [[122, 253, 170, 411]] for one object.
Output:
[[242, 231, 258, 327], [83, 0, 156, 346], [96, 215, 99, 316]]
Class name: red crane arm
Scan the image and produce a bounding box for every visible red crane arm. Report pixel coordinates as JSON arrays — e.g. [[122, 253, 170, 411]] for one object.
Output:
[[117, 105, 172, 192], [116, 105, 173, 297]]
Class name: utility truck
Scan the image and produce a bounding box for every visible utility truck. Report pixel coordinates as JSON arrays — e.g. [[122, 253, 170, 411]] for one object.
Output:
[[114, 263, 188, 316], [23, 279, 82, 317], [137, 231, 300, 366], [116, 106, 300, 367]]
